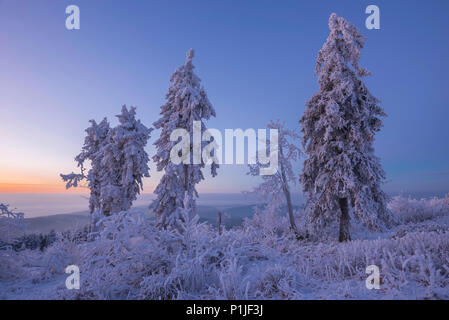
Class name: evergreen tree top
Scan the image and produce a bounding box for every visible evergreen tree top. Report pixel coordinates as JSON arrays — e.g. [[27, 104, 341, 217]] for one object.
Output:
[[316, 13, 371, 80], [156, 48, 215, 124]]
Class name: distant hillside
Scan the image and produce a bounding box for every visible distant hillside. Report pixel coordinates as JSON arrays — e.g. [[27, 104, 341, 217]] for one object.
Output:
[[25, 206, 151, 234], [24, 203, 303, 234], [24, 205, 256, 234], [25, 211, 90, 234]]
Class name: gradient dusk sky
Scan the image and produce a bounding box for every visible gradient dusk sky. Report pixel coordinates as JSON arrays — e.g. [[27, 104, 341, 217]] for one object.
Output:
[[0, 0, 448, 195]]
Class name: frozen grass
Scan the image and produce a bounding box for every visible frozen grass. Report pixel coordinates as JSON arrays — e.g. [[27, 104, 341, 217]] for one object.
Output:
[[1, 196, 448, 300]]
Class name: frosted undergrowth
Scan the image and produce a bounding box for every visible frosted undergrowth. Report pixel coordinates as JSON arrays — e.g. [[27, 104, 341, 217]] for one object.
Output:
[[1, 196, 448, 300]]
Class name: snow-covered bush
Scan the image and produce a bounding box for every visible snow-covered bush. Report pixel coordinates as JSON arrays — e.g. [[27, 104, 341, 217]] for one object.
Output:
[[252, 264, 306, 299], [242, 205, 289, 240], [12, 230, 58, 251], [59, 225, 90, 244], [0, 204, 27, 280], [388, 195, 449, 224], [38, 238, 80, 281], [0, 203, 26, 246], [0, 249, 28, 282]]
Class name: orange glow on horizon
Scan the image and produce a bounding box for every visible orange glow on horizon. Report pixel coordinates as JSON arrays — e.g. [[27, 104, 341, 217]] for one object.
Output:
[[0, 182, 238, 194], [0, 182, 158, 194], [0, 183, 89, 194]]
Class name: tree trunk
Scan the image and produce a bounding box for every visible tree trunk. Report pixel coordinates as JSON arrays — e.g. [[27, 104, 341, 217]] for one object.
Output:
[[283, 182, 301, 238], [279, 144, 301, 239], [217, 211, 222, 235], [338, 197, 351, 242]]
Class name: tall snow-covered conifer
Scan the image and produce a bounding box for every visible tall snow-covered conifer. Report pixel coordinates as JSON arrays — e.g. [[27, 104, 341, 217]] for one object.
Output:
[[152, 49, 218, 229], [300, 13, 390, 241]]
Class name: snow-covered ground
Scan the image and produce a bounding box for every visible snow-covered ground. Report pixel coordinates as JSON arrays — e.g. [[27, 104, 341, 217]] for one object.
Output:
[[1, 195, 448, 300]]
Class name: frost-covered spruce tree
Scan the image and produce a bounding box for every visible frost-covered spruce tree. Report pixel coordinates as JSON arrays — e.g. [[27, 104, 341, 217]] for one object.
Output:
[[152, 49, 218, 229], [247, 120, 302, 238], [300, 13, 390, 242], [61, 118, 110, 215], [101, 105, 152, 215], [62, 106, 151, 218]]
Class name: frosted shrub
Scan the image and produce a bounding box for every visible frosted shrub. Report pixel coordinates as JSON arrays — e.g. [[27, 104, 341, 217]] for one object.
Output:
[[138, 208, 222, 299], [57, 208, 215, 299], [0, 204, 27, 280], [0, 248, 27, 281], [388, 195, 449, 224], [0, 203, 26, 246], [39, 239, 80, 281], [242, 206, 289, 240], [253, 265, 304, 299], [59, 210, 156, 299]]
